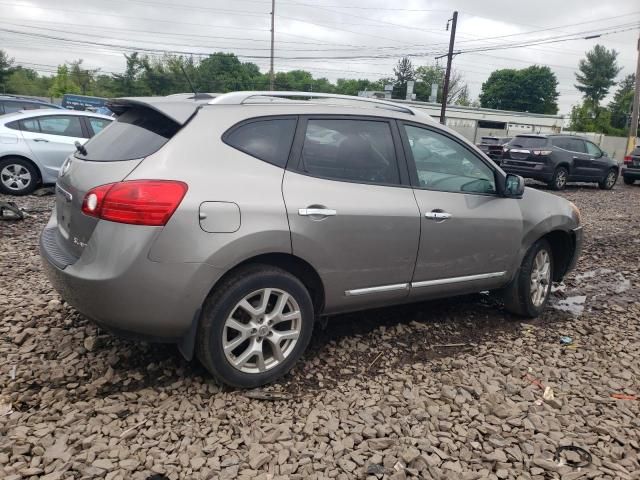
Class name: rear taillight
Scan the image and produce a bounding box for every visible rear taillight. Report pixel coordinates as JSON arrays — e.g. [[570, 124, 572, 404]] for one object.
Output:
[[532, 150, 553, 156], [82, 180, 188, 226], [624, 155, 632, 164]]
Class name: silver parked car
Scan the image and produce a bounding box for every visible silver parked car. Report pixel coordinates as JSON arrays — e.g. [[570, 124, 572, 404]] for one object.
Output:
[[0, 109, 113, 195], [40, 92, 582, 387]]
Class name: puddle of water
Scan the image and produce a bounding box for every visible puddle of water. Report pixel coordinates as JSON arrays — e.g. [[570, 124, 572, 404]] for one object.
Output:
[[574, 268, 614, 281], [552, 295, 587, 316]]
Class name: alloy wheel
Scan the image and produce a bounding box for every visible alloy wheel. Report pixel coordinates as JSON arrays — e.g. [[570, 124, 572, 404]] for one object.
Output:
[[530, 250, 551, 307], [556, 170, 567, 189], [0, 164, 32, 192], [605, 171, 616, 189], [223, 288, 302, 374]]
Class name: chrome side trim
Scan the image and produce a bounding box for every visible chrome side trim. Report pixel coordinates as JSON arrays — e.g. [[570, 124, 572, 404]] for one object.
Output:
[[411, 271, 506, 288], [345, 283, 410, 297]]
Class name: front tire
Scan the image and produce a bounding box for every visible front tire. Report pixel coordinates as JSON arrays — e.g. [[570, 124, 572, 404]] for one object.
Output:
[[623, 176, 635, 185], [598, 168, 617, 190], [548, 166, 568, 191], [503, 239, 554, 318], [0, 157, 39, 196], [196, 265, 314, 388]]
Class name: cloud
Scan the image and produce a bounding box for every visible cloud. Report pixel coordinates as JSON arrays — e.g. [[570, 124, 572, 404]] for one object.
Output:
[[1, 0, 638, 114]]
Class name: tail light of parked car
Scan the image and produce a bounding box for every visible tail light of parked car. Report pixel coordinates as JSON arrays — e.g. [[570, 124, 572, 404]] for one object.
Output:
[[82, 180, 188, 226], [624, 155, 632, 164], [532, 150, 553, 156]]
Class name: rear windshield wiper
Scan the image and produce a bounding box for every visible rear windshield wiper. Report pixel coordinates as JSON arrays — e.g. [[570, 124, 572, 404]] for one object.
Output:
[[74, 141, 87, 156]]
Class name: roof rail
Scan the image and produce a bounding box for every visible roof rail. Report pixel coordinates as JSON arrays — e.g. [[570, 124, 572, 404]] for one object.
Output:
[[208, 91, 419, 116]]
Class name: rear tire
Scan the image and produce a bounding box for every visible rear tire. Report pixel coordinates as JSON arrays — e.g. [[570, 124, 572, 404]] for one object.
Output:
[[548, 166, 568, 191], [196, 264, 314, 388], [623, 176, 635, 185], [0, 157, 39, 196], [503, 239, 554, 318], [598, 168, 617, 190]]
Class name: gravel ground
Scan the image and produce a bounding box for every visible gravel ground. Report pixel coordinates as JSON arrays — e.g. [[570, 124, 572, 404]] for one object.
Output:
[[1, 183, 639, 480]]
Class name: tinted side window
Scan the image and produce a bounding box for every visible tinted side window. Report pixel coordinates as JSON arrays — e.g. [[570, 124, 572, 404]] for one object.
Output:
[[585, 141, 601, 156], [38, 115, 85, 137], [225, 118, 297, 168], [20, 119, 41, 133], [301, 119, 399, 185], [2, 101, 23, 114], [567, 138, 586, 153], [404, 124, 496, 195], [22, 103, 41, 110], [551, 137, 569, 150], [5, 120, 20, 131]]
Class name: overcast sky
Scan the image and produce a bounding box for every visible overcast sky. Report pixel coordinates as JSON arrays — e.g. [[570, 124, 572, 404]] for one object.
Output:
[[1, 0, 638, 115]]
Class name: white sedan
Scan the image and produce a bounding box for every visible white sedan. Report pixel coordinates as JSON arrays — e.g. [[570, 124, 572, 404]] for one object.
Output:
[[0, 109, 113, 195]]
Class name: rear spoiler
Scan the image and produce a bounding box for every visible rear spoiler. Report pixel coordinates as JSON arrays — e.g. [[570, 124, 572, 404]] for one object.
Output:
[[106, 96, 211, 125]]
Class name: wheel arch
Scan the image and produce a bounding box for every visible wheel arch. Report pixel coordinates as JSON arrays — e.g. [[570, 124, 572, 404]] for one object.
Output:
[[0, 154, 43, 183], [540, 229, 575, 282], [179, 252, 325, 362]]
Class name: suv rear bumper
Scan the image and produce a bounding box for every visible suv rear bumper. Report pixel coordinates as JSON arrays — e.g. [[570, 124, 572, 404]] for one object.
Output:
[[622, 166, 640, 179], [501, 161, 554, 182], [40, 210, 222, 342]]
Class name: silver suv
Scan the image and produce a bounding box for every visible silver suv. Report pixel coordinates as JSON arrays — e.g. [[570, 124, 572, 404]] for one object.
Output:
[[40, 92, 583, 387]]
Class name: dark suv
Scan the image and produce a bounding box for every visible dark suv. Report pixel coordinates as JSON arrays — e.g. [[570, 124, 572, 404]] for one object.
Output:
[[0, 95, 62, 115], [622, 146, 640, 185], [476, 136, 511, 164], [501, 134, 619, 190]]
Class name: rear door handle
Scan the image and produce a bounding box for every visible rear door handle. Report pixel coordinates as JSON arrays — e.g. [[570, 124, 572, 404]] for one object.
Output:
[[34, 138, 49, 142], [298, 208, 337, 217], [425, 211, 452, 220]]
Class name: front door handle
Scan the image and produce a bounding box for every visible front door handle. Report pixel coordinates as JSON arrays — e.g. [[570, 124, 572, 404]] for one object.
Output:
[[298, 208, 337, 217], [425, 210, 452, 221], [33, 138, 49, 142]]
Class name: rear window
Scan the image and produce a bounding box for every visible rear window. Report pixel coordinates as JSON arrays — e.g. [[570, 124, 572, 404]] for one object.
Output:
[[509, 136, 548, 148], [480, 137, 500, 145], [224, 118, 297, 168], [76, 107, 180, 161]]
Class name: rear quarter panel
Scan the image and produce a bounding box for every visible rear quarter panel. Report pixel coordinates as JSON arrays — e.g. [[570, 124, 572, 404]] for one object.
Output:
[[140, 106, 292, 268]]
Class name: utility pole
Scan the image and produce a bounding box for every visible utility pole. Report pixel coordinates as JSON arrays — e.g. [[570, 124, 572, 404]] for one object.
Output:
[[437, 11, 458, 125], [627, 32, 640, 154], [269, 0, 275, 91]]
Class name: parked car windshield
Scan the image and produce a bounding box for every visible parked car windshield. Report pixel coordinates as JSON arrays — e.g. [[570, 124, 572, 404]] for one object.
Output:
[[509, 136, 548, 148], [75, 107, 180, 161]]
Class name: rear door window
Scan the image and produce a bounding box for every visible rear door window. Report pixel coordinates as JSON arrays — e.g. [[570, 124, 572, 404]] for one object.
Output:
[[20, 118, 41, 133], [300, 118, 400, 185], [224, 118, 297, 168], [2, 101, 23, 114], [76, 107, 180, 161], [38, 115, 85, 138], [552, 138, 569, 150], [509, 136, 548, 148], [566, 138, 586, 153]]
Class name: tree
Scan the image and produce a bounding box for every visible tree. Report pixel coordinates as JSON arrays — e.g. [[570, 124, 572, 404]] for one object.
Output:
[[69, 60, 97, 95], [414, 64, 469, 104], [393, 57, 415, 99], [608, 74, 635, 130], [575, 45, 621, 110], [479, 66, 559, 114], [48, 65, 80, 97], [0, 49, 14, 92]]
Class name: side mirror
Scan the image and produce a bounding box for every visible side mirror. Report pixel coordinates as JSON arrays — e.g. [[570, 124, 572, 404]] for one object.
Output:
[[503, 174, 525, 198]]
